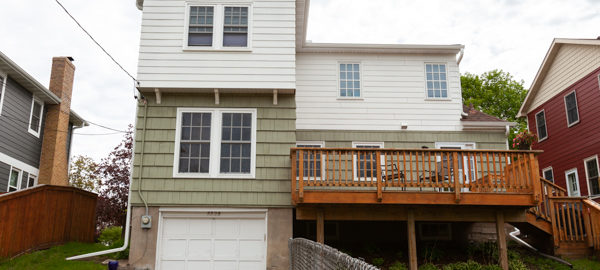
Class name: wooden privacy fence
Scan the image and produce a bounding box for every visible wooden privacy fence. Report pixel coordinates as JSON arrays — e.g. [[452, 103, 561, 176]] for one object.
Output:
[[0, 185, 97, 258], [291, 148, 542, 203]]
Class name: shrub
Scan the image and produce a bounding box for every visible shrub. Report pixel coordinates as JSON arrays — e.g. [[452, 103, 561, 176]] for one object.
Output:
[[98, 226, 123, 246], [372, 257, 384, 266], [419, 263, 440, 270], [508, 259, 527, 270], [420, 244, 444, 263], [442, 260, 483, 270], [389, 261, 407, 270]]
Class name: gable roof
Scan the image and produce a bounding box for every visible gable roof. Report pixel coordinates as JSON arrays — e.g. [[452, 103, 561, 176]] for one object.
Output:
[[517, 38, 600, 117], [461, 105, 507, 123]]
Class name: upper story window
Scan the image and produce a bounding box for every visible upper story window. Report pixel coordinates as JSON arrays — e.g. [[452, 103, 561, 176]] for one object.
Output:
[[535, 110, 547, 141], [188, 6, 214, 46], [28, 97, 43, 137], [339, 63, 361, 98], [223, 7, 248, 47], [174, 108, 256, 178], [564, 91, 579, 127], [8, 167, 21, 192], [185, 4, 251, 50], [425, 63, 448, 99]]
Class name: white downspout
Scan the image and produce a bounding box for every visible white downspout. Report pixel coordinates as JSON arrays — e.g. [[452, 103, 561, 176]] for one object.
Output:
[[66, 100, 141, 261]]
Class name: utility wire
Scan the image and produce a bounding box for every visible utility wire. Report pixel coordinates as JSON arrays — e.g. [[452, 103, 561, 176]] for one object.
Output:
[[53, 0, 138, 83]]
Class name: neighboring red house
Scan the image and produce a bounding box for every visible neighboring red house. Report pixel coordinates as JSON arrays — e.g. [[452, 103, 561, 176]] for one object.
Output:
[[518, 38, 600, 198]]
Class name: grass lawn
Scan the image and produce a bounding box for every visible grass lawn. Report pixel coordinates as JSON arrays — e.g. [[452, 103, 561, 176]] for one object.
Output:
[[0, 242, 109, 270]]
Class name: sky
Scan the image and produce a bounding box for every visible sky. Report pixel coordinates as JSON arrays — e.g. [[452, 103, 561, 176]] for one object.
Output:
[[0, 0, 599, 161]]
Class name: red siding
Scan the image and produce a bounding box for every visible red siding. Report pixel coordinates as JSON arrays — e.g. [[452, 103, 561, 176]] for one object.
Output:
[[527, 66, 600, 196]]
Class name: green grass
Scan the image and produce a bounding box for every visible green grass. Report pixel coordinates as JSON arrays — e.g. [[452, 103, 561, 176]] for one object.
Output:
[[0, 242, 109, 270]]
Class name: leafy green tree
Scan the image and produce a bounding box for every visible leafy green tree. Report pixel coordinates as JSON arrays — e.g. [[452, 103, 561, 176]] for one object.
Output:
[[461, 70, 528, 149], [69, 155, 100, 193]]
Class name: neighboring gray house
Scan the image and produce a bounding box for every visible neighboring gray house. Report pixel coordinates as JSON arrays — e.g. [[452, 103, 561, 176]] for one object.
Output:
[[0, 51, 87, 193]]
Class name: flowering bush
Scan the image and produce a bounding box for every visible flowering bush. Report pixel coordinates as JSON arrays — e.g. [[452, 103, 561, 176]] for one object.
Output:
[[512, 130, 537, 149]]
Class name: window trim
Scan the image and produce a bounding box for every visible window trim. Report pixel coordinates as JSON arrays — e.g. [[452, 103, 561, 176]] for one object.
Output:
[[0, 71, 6, 116], [26, 174, 38, 189], [27, 96, 43, 137], [535, 110, 548, 142], [7, 166, 22, 192], [182, 2, 253, 52], [424, 62, 451, 101], [173, 108, 257, 179], [563, 90, 580, 127], [565, 168, 581, 197], [542, 166, 554, 182], [295, 141, 325, 180], [584, 155, 600, 198], [337, 62, 363, 100], [352, 142, 384, 181]]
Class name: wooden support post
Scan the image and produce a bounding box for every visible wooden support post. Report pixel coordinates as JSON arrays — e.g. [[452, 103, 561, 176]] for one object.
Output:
[[316, 209, 324, 244], [583, 205, 594, 248], [298, 150, 304, 202], [376, 150, 383, 202], [530, 153, 541, 203], [496, 211, 508, 270], [291, 151, 297, 204], [453, 152, 461, 202], [407, 209, 418, 270]]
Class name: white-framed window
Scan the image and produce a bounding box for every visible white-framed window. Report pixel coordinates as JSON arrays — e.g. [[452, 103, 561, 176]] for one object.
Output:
[[173, 108, 256, 178], [28, 96, 43, 137], [564, 90, 579, 127], [419, 223, 452, 241], [435, 142, 476, 186], [542, 167, 554, 182], [26, 174, 37, 188], [565, 169, 580, 197], [183, 3, 252, 51], [7, 167, 21, 192], [0, 72, 6, 115], [425, 63, 448, 99], [338, 63, 361, 98], [584, 156, 600, 197], [535, 110, 548, 141], [295, 141, 324, 179], [352, 142, 384, 180]]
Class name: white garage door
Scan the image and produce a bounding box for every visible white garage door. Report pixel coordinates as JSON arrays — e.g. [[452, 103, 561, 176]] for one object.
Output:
[[157, 211, 266, 270]]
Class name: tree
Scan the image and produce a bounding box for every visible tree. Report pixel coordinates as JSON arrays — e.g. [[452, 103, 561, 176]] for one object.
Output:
[[69, 155, 100, 193], [95, 125, 133, 232], [461, 70, 528, 148]]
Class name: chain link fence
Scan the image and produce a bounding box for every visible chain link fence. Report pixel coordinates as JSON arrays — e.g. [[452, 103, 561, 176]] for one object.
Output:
[[289, 238, 380, 270]]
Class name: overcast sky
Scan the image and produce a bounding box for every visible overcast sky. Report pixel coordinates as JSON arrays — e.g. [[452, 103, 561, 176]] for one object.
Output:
[[0, 0, 598, 161]]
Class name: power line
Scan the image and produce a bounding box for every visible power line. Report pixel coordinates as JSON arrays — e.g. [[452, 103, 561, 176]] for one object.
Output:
[[53, 0, 138, 83]]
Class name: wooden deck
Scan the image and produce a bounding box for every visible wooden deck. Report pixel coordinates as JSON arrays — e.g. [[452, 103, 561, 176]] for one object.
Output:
[[291, 148, 542, 206]]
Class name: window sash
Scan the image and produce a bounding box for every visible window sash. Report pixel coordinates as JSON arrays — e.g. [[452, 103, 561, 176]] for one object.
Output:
[[425, 63, 448, 98], [586, 158, 600, 196], [339, 63, 361, 97], [536, 111, 547, 139], [564, 92, 579, 125], [178, 112, 212, 174], [296, 144, 323, 178], [543, 168, 554, 182], [188, 6, 214, 46], [8, 168, 20, 192]]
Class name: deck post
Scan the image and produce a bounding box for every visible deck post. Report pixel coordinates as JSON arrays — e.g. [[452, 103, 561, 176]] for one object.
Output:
[[291, 151, 297, 204], [496, 211, 508, 270], [316, 208, 324, 244], [407, 209, 418, 270], [529, 153, 541, 203], [376, 150, 383, 201], [452, 152, 461, 202], [298, 150, 304, 202]]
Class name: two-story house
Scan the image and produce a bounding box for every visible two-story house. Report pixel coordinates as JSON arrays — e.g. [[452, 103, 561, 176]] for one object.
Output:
[[0, 52, 87, 192], [128, 1, 547, 269], [518, 38, 600, 198]]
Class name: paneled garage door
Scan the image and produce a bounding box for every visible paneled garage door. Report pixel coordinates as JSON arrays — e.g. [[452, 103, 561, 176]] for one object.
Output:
[[157, 210, 266, 270]]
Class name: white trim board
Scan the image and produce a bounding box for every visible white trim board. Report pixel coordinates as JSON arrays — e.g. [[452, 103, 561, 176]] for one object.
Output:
[[0, 152, 39, 176], [0, 72, 6, 116]]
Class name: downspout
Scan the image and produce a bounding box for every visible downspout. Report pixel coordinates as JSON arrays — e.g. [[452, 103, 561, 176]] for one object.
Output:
[[66, 99, 145, 260], [508, 227, 572, 268]]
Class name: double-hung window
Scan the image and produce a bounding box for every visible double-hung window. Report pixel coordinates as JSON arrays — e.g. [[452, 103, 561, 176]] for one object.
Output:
[[8, 168, 21, 192], [185, 4, 251, 50], [585, 156, 600, 197], [339, 63, 361, 98], [174, 108, 256, 178], [564, 91, 579, 127], [542, 167, 554, 182], [535, 110, 547, 141], [28, 97, 43, 137], [425, 63, 448, 99], [296, 142, 324, 179], [352, 142, 383, 180]]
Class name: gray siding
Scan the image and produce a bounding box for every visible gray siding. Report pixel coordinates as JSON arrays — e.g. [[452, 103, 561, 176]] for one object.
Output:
[[0, 161, 9, 192], [0, 76, 45, 167]]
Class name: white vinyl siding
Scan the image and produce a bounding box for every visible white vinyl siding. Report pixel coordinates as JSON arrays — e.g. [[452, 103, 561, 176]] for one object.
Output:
[[529, 44, 600, 112], [564, 91, 579, 127], [296, 53, 462, 131], [138, 0, 295, 90], [173, 108, 256, 178]]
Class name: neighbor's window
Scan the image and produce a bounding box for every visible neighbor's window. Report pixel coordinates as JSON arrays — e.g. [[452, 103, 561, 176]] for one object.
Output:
[[542, 167, 554, 182], [174, 108, 256, 178], [339, 63, 361, 98], [27, 174, 37, 188], [223, 7, 248, 47], [585, 157, 600, 196], [8, 168, 20, 192], [564, 91, 579, 126], [296, 142, 324, 178], [28, 97, 43, 136], [188, 6, 214, 46], [535, 110, 547, 140], [425, 63, 448, 99]]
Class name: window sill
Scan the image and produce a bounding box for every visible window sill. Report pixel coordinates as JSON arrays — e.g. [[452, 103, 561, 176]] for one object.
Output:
[[537, 136, 548, 143], [172, 173, 256, 179], [567, 120, 580, 128], [183, 46, 252, 52], [27, 129, 40, 138], [424, 98, 452, 101], [337, 97, 364, 101]]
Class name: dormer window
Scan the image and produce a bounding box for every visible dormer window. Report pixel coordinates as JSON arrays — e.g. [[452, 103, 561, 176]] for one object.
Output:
[[188, 6, 214, 46], [223, 7, 248, 47]]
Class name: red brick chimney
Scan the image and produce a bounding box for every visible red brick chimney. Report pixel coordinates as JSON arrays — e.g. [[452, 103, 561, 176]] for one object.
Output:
[[38, 57, 75, 186]]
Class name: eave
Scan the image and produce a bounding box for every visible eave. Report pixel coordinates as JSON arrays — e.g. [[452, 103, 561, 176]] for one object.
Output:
[[0, 51, 60, 104]]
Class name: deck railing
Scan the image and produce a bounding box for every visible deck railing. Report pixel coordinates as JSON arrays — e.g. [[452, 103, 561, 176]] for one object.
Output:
[[291, 148, 542, 204]]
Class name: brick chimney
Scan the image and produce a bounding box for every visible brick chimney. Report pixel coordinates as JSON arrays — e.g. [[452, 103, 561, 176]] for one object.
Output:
[[38, 57, 75, 186]]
